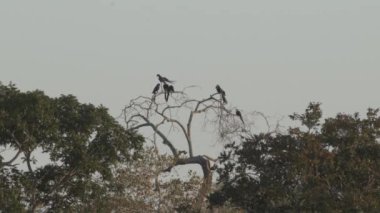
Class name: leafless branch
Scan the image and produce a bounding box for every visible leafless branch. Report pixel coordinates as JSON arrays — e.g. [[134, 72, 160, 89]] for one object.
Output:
[[133, 114, 178, 156], [25, 151, 34, 173], [122, 85, 252, 210], [1, 150, 22, 166]]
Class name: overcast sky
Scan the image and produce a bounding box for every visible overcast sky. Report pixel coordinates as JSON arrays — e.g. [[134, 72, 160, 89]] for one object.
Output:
[[1, 0, 379, 144]]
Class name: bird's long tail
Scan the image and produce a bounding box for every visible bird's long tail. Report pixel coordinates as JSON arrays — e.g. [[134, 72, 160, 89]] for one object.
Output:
[[222, 95, 228, 104], [239, 116, 245, 124]]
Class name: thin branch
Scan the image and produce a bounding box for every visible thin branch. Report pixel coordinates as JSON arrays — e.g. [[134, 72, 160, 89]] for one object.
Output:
[[2, 150, 22, 166], [162, 155, 211, 179], [129, 123, 151, 131], [25, 151, 34, 173], [154, 107, 191, 156], [202, 155, 217, 162], [187, 96, 218, 156], [134, 114, 178, 156], [10, 131, 22, 149]]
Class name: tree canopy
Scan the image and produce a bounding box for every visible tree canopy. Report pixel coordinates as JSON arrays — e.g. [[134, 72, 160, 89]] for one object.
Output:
[[3, 81, 379, 212], [211, 103, 380, 212], [0, 83, 144, 212]]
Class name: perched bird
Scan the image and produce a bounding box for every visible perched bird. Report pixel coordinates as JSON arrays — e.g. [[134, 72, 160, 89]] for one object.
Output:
[[215, 84, 227, 104], [236, 109, 244, 124], [157, 74, 174, 84], [161, 85, 174, 102], [222, 95, 228, 104], [168, 85, 174, 94], [215, 85, 224, 95], [152, 83, 160, 95], [163, 83, 170, 102]]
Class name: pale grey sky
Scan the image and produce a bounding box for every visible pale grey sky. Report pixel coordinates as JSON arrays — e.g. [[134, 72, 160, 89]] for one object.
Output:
[[1, 0, 379, 120]]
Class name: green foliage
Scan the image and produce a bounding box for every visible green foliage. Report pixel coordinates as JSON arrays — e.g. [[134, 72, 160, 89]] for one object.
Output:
[[0, 167, 25, 212], [0, 83, 144, 212], [211, 103, 380, 212]]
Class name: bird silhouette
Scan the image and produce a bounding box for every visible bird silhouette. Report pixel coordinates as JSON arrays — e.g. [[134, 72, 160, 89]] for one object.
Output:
[[152, 83, 160, 95], [168, 85, 174, 94], [215, 85, 224, 94], [236, 109, 244, 124], [163, 83, 170, 102], [157, 74, 174, 84], [215, 84, 227, 104], [222, 95, 228, 104]]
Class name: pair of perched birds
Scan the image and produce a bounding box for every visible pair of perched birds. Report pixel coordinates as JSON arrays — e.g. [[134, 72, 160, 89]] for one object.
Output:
[[152, 74, 244, 124], [152, 74, 175, 102], [215, 84, 244, 124]]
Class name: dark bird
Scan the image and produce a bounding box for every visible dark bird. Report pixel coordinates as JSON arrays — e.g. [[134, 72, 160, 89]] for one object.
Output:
[[222, 95, 228, 104], [152, 83, 160, 95], [163, 83, 170, 102], [236, 109, 244, 124], [168, 85, 174, 94], [162, 85, 174, 102], [215, 85, 224, 95], [157, 74, 174, 84], [215, 84, 227, 104]]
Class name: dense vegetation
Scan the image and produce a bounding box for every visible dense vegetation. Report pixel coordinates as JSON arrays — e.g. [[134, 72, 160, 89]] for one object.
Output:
[[211, 103, 380, 212], [1, 83, 379, 212], [0, 83, 144, 212]]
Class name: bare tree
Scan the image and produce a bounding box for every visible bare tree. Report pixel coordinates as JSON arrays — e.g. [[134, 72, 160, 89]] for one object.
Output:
[[121, 84, 247, 209]]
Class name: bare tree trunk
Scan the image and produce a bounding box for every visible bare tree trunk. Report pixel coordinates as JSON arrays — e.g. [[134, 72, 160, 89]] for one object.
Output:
[[163, 155, 212, 210], [196, 169, 212, 211]]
